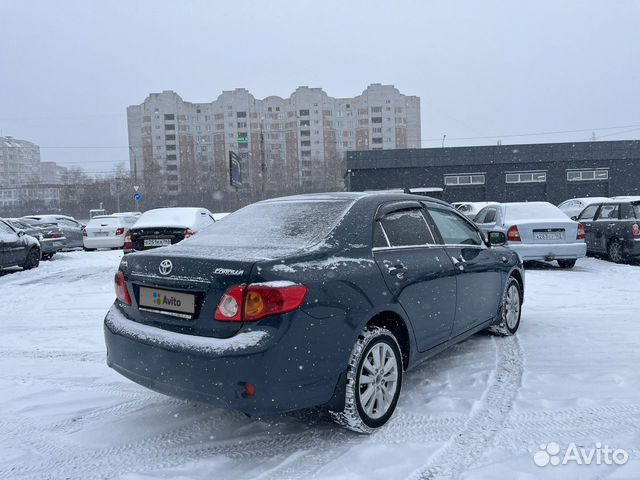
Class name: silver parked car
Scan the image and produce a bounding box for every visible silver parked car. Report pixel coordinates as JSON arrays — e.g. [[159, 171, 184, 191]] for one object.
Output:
[[557, 197, 610, 220], [474, 202, 587, 268], [21, 215, 84, 249]]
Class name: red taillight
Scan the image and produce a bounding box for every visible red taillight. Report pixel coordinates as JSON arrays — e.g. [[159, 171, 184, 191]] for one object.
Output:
[[506, 225, 521, 242], [114, 271, 132, 305], [215, 285, 245, 321], [49, 232, 63, 239], [82, 228, 87, 237], [115, 227, 125, 236], [124, 233, 133, 250], [577, 223, 586, 240], [215, 283, 308, 322], [632, 223, 640, 238], [184, 228, 195, 238]]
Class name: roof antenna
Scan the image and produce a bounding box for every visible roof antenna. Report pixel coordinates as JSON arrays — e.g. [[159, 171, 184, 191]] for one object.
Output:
[[441, 134, 447, 148]]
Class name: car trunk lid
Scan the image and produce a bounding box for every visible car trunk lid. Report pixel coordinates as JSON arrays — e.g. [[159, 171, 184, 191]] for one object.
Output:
[[119, 246, 268, 338], [506, 220, 579, 244]]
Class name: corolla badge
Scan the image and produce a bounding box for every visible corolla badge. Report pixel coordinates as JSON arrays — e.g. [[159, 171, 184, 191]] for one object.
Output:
[[159, 259, 173, 275]]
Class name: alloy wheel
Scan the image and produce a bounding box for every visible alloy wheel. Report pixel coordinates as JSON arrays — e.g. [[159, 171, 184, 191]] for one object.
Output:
[[505, 284, 521, 330], [357, 342, 399, 419]]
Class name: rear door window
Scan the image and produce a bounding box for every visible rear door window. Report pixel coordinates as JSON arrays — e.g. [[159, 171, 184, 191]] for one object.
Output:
[[380, 208, 434, 247], [373, 222, 388, 247], [596, 205, 619, 220], [475, 207, 497, 224], [578, 205, 599, 221], [427, 208, 483, 246], [620, 203, 637, 220]]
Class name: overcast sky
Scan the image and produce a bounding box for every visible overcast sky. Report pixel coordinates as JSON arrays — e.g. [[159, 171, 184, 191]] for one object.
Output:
[[1, 0, 639, 174]]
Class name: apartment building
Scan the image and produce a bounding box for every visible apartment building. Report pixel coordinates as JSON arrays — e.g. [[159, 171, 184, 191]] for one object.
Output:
[[126, 84, 421, 203], [0, 136, 41, 187]]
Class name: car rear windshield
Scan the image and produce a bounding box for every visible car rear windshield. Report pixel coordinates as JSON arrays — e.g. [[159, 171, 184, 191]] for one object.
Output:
[[87, 216, 122, 226], [187, 199, 353, 248], [504, 203, 567, 222]]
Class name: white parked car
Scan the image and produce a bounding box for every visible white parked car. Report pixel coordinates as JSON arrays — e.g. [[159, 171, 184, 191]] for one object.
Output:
[[474, 202, 587, 268], [83, 215, 139, 250], [557, 197, 610, 219], [451, 201, 499, 220], [125, 207, 216, 253]]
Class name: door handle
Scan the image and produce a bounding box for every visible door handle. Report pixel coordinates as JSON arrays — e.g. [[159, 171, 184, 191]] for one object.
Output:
[[387, 264, 407, 277], [608, 223, 616, 227]]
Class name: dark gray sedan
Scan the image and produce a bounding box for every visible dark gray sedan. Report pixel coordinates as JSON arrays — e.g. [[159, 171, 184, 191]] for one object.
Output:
[[105, 192, 524, 433]]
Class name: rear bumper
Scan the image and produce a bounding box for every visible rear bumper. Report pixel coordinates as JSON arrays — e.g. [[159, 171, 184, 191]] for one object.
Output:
[[84, 237, 125, 249], [508, 242, 587, 261], [40, 239, 65, 254], [625, 239, 640, 258], [104, 304, 345, 414]]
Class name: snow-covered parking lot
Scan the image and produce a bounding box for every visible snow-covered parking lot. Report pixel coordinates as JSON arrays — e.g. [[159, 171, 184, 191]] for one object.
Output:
[[1, 251, 639, 480]]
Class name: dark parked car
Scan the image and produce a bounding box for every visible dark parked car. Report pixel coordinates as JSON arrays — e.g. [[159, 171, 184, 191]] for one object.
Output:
[[576, 198, 640, 263], [7, 218, 66, 260], [104, 193, 524, 432], [21, 215, 84, 249], [124, 207, 216, 253], [0, 218, 41, 270]]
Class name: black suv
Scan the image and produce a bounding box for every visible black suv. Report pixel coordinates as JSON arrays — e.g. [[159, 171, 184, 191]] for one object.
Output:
[[0, 218, 41, 270], [576, 199, 640, 263]]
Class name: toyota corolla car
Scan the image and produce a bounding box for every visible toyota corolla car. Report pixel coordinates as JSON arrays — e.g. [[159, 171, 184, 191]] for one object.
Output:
[[104, 192, 524, 433], [474, 201, 587, 268]]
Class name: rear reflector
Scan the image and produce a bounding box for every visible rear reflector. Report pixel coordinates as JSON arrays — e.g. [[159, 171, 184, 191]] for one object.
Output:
[[82, 228, 87, 237], [114, 271, 132, 305], [123, 233, 133, 250], [507, 225, 521, 242], [184, 228, 195, 238], [215, 283, 308, 322], [115, 227, 125, 236], [577, 223, 586, 240]]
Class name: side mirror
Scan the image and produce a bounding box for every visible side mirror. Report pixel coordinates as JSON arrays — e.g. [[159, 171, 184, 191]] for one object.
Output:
[[488, 231, 506, 246], [16, 229, 25, 237], [570, 216, 578, 221]]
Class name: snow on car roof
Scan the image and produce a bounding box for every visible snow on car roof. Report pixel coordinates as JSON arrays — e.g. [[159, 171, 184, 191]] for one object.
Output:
[[132, 207, 209, 229], [503, 202, 569, 221]]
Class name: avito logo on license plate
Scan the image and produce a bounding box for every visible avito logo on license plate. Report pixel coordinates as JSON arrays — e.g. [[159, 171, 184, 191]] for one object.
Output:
[[139, 287, 195, 315]]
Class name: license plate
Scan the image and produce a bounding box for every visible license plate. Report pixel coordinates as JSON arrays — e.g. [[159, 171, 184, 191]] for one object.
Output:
[[534, 232, 562, 241], [94, 232, 109, 237], [139, 286, 195, 315], [144, 238, 171, 247]]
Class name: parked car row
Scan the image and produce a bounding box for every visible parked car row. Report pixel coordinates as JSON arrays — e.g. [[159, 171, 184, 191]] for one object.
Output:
[[0, 217, 41, 270]]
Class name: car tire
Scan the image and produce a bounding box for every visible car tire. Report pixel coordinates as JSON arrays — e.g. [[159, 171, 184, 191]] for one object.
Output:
[[329, 326, 403, 434], [557, 259, 576, 269], [607, 239, 625, 263], [23, 248, 40, 270], [489, 277, 522, 336]]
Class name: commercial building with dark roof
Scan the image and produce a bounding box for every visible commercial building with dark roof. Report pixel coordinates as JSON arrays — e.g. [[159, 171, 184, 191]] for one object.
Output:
[[346, 140, 640, 204]]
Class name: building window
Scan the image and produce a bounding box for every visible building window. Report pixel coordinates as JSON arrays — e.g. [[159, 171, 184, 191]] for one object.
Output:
[[372, 137, 383, 144], [444, 174, 486, 186], [566, 168, 609, 181], [301, 140, 311, 147], [506, 171, 547, 183], [371, 106, 382, 113], [299, 109, 309, 116], [164, 124, 175, 131], [300, 130, 311, 137], [300, 119, 310, 127], [236, 111, 247, 118], [165, 134, 175, 141], [371, 117, 383, 124], [166, 144, 176, 151], [237, 122, 247, 128], [164, 114, 175, 121], [301, 150, 311, 157]]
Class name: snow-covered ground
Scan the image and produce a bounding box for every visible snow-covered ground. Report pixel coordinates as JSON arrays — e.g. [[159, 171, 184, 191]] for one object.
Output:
[[1, 251, 639, 480]]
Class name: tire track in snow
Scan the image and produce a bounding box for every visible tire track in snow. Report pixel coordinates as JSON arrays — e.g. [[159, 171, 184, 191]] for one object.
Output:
[[405, 335, 524, 480]]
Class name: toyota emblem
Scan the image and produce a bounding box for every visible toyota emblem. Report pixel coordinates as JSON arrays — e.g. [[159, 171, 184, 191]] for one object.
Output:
[[159, 259, 173, 275]]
